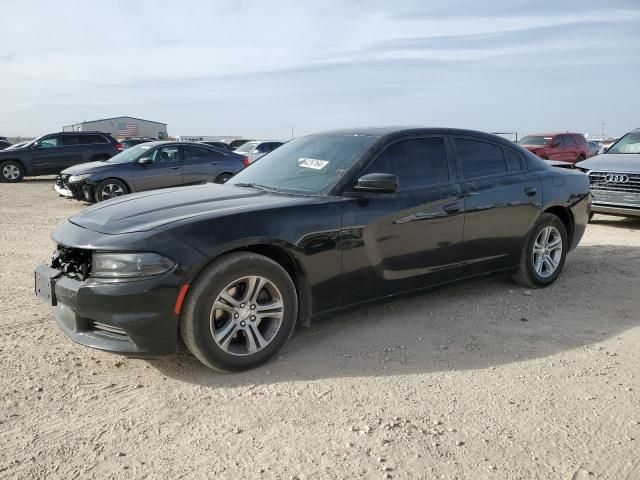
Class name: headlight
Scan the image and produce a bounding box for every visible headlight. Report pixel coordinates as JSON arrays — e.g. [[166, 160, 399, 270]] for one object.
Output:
[[92, 252, 175, 279], [69, 174, 90, 183]]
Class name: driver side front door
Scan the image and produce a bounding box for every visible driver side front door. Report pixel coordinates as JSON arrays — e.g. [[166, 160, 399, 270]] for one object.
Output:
[[133, 145, 183, 191]]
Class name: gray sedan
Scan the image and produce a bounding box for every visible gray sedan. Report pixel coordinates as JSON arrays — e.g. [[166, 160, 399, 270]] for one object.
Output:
[[55, 141, 248, 202]]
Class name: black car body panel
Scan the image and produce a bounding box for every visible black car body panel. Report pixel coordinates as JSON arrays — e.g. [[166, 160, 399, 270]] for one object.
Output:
[[55, 141, 247, 202], [36, 128, 591, 356], [0, 131, 121, 176]]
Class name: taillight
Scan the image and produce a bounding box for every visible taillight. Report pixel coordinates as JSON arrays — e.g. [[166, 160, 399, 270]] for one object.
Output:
[[115, 142, 124, 151], [242, 156, 250, 167]]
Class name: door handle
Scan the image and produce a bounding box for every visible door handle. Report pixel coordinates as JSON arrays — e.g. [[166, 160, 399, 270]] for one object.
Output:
[[210, 162, 219, 165], [524, 186, 537, 197], [169, 166, 180, 170], [443, 202, 461, 214]]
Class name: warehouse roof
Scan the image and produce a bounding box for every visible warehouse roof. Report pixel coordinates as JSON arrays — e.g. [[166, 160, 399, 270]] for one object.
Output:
[[67, 116, 167, 126]]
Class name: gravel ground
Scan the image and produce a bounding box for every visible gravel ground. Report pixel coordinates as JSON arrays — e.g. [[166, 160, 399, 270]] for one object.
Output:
[[1, 178, 639, 480]]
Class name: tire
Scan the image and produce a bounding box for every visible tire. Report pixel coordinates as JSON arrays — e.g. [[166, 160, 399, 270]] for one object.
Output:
[[576, 154, 586, 162], [588, 212, 594, 223], [214, 172, 234, 184], [94, 178, 129, 202], [511, 213, 568, 288], [180, 252, 298, 371], [0, 161, 25, 183]]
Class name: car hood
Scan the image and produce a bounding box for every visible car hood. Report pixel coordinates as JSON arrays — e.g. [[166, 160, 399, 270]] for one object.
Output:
[[576, 153, 640, 172], [69, 183, 316, 234], [61, 161, 118, 175]]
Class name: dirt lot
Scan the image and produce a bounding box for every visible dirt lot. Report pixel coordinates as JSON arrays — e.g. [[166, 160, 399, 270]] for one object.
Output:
[[1, 178, 639, 480]]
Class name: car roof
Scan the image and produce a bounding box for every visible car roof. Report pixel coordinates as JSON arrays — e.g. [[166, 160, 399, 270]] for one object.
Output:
[[526, 132, 583, 136], [309, 126, 521, 145]]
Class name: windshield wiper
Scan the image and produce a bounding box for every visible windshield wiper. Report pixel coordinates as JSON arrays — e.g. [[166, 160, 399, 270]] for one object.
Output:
[[233, 182, 281, 192]]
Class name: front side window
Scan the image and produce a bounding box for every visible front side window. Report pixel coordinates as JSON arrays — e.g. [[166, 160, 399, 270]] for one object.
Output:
[[228, 134, 379, 194], [39, 136, 59, 148], [607, 131, 640, 154], [455, 138, 508, 179], [552, 136, 563, 147], [364, 137, 449, 189], [151, 146, 180, 164]]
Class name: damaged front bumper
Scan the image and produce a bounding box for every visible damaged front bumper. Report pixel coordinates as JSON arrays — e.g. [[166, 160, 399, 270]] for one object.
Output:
[[55, 175, 93, 202]]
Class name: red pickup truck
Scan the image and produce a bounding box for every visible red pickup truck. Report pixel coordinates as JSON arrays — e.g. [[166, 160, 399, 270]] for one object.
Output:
[[517, 132, 590, 163]]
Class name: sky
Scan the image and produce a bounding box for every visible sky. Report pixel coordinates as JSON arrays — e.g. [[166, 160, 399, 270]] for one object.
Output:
[[1, 0, 639, 139]]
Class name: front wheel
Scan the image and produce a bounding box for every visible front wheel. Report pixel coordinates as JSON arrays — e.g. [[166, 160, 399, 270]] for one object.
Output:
[[95, 178, 128, 202], [180, 252, 298, 371], [1, 161, 25, 182], [512, 213, 568, 288]]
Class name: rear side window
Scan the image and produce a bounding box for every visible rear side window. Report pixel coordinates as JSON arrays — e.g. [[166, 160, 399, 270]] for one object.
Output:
[[573, 134, 586, 145], [504, 148, 525, 172], [454, 138, 507, 178], [563, 135, 576, 145], [183, 145, 224, 164], [83, 134, 109, 144], [62, 135, 83, 146], [365, 137, 450, 189]]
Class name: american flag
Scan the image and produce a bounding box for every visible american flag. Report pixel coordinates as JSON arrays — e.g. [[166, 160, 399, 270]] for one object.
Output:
[[117, 123, 138, 137]]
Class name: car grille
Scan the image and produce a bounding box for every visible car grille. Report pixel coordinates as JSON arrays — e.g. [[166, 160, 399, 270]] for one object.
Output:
[[588, 171, 640, 207], [89, 321, 129, 339]]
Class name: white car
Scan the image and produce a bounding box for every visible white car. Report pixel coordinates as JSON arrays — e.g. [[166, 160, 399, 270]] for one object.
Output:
[[233, 140, 283, 163]]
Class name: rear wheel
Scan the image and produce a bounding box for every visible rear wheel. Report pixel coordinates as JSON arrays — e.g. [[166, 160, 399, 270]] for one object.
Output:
[[95, 178, 128, 202], [180, 252, 298, 371], [512, 213, 568, 288], [1, 161, 25, 183], [214, 172, 233, 184], [576, 154, 586, 162]]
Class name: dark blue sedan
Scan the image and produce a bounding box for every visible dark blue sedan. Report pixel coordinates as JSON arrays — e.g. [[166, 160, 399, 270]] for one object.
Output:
[[55, 141, 249, 202]]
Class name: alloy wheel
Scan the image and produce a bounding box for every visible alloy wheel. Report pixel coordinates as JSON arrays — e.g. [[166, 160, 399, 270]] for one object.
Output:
[[2, 165, 20, 180], [210, 275, 284, 356], [532, 226, 563, 278], [101, 183, 124, 200]]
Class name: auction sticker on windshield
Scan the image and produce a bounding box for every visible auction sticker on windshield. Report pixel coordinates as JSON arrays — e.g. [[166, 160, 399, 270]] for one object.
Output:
[[298, 158, 329, 170]]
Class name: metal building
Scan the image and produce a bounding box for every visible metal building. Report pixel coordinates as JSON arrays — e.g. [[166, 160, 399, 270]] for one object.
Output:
[[62, 116, 168, 139]]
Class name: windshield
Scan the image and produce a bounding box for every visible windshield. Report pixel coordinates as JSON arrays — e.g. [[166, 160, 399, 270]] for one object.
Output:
[[235, 141, 260, 153], [518, 136, 552, 146], [107, 144, 153, 163], [607, 132, 640, 154], [227, 134, 380, 194]]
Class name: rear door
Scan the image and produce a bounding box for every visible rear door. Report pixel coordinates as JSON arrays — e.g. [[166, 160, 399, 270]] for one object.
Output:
[[59, 134, 89, 168], [133, 145, 183, 191], [548, 135, 564, 160], [182, 145, 226, 184], [452, 136, 542, 273]]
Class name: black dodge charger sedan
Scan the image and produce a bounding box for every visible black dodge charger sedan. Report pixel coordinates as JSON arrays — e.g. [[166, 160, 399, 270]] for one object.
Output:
[[35, 127, 591, 371]]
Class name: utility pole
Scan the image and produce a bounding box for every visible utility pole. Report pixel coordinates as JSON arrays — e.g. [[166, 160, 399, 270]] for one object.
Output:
[[291, 127, 294, 139], [601, 122, 605, 139]]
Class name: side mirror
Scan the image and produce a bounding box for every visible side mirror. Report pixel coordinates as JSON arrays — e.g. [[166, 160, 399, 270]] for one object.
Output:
[[138, 157, 153, 165], [31, 142, 40, 149], [252, 149, 260, 154], [354, 173, 398, 194]]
